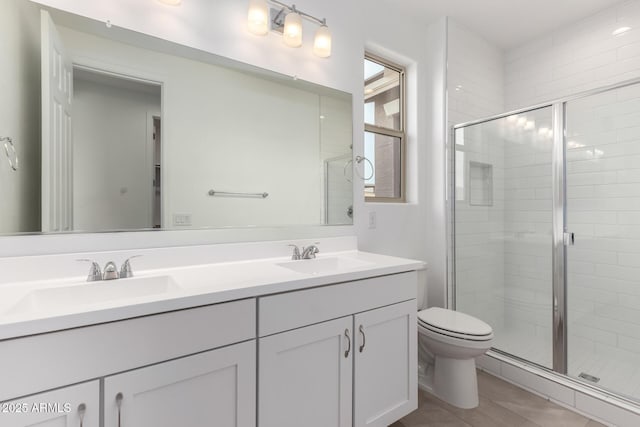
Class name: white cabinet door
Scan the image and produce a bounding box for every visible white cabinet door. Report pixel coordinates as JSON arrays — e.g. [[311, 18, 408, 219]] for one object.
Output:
[[259, 316, 353, 427], [103, 340, 256, 427], [354, 300, 417, 427], [1, 381, 99, 427]]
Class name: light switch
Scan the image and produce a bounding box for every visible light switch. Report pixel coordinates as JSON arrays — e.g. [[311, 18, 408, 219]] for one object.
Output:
[[173, 213, 192, 226], [368, 211, 377, 229]]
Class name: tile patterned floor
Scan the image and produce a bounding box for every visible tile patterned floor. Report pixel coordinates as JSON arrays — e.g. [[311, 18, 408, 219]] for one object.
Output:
[[391, 371, 607, 427]]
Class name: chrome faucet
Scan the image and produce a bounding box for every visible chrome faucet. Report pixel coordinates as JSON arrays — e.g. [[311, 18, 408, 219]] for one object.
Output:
[[77, 256, 141, 282], [301, 245, 320, 259]]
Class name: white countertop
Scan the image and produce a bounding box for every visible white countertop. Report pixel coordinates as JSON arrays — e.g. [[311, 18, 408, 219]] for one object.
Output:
[[0, 250, 425, 340]]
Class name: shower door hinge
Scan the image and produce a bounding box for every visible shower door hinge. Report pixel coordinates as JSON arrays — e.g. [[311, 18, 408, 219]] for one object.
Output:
[[563, 232, 575, 246]]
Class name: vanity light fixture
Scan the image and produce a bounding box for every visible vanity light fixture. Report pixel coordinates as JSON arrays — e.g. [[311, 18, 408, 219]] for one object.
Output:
[[248, 0, 269, 35], [283, 7, 303, 47], [313, 20, 332, 57], [247, 0, 332, 57]]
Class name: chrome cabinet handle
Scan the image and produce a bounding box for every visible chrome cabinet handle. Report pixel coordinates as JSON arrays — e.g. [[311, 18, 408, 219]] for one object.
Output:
[[359, 325, 366, 353], [344, 329, 351, 358], [77, 403, 86, 427], [115, 392, 123, 427]]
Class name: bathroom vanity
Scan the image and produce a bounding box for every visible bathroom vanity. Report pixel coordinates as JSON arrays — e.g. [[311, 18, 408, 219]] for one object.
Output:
[[0, 248, 422, 427]]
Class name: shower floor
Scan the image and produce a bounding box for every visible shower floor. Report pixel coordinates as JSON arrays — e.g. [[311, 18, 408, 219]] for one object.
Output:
[[491, 325, 640, 403]]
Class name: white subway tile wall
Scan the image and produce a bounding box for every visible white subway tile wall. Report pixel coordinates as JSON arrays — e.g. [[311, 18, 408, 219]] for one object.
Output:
[[448, 20, 506, 332], [505, 0, 640, 110], [565, 86, 640, 400]]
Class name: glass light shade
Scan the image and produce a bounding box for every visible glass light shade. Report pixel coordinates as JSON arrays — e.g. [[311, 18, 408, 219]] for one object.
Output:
[[313, 24, 332, 57], [247, 0, 269, 36], [283, 12, 303, 47]]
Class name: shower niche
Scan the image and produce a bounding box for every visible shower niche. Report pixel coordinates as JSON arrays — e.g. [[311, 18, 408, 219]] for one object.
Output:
[[468, 161, 493, 206]]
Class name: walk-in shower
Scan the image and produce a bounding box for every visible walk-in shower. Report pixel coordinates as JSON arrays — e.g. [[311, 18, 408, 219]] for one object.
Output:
[[451, 79, 640, 405]]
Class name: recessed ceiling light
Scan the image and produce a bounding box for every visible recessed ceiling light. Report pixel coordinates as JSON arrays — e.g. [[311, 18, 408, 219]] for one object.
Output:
[[158, 0, 182, 5], [613, 26, 631, 36]]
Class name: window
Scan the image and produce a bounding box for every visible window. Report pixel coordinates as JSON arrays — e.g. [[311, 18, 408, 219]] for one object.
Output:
[[363, 53, 406, 202]]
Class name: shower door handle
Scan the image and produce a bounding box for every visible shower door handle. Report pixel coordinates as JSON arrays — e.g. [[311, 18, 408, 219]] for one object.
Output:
[[563, 232, 575, 246]]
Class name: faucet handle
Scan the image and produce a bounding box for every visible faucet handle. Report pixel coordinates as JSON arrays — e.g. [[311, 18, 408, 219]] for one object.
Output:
[[77, 259, 102, 282], [120, 255, 142, 279], [288, 244, 301, 260]]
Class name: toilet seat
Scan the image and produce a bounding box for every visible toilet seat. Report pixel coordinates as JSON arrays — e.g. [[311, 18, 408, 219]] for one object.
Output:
[[418, 308, 493, 342]]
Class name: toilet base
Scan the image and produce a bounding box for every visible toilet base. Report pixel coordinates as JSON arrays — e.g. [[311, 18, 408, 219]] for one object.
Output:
[[433, 355, 479, 409]]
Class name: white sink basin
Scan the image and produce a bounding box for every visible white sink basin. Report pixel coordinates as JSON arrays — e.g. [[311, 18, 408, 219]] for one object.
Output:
[[4, 275, 180, 316], [277, 257, 372, 275]]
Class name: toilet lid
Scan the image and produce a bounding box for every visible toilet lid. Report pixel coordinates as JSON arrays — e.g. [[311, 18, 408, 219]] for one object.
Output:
[[418, 307, 492, 337]]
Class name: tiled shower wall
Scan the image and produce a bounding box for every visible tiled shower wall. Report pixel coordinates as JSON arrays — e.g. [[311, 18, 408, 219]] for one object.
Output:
[[505, 0, 640, 110], [502, 0, 640, 372], [447, 20, 506, 329], [564, 86, 640, 391]]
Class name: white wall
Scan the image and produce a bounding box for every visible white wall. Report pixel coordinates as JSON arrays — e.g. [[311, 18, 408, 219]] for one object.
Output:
[[31, 0, 361, 100], [0, 0, 41, 233], [72, 76, 160, 231], [424, 18, 449, 309]]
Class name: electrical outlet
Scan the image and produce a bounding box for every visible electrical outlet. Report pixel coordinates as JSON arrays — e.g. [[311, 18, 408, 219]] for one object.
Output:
[[173, 213, 192, 226], [368, 211, 377, 229]]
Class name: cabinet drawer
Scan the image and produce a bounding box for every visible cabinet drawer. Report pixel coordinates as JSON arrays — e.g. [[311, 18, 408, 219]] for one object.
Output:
[[259, 272, 416, 336], [0, 298, 255, 402]]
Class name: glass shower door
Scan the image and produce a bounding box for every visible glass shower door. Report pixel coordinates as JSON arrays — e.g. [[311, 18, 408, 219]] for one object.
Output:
[[565, 84, 640, 401], [454, 106, 555, 368]]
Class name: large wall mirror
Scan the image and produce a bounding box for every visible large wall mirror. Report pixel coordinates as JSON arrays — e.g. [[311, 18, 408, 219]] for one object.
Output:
[[0, 0, 354, 236]]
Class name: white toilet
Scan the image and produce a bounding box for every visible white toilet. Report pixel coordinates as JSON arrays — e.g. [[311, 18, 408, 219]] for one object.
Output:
[[417, 307, 493, 409]]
